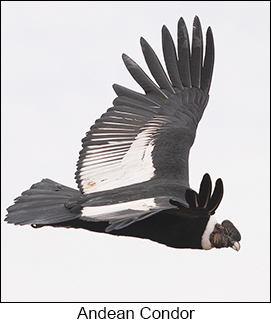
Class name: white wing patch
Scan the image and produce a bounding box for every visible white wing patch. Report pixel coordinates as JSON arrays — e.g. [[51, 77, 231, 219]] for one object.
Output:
[[81, 197, 159, 231], [81, 198, 156, 220], [79, 117, 168, 194]]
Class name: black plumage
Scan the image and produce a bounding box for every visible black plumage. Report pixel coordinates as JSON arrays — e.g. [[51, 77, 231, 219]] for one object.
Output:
[[5, 16, 241, 251]]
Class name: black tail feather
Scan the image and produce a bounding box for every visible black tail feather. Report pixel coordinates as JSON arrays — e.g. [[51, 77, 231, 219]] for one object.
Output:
[[5, 179, 81, 226]]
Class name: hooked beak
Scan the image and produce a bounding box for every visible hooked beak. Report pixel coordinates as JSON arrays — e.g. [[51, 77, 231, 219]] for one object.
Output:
[[231, 241, 240, 252]]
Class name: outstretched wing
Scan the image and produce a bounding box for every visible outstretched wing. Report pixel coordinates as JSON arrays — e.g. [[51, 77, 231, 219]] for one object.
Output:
[[74, 16, 215, 231]]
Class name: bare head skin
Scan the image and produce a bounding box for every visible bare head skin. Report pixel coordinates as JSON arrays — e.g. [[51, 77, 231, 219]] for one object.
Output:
[[210, 220, 241, 251]]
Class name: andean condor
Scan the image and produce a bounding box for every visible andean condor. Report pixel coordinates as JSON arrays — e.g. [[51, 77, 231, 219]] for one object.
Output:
[[5, 16, 241, 251]]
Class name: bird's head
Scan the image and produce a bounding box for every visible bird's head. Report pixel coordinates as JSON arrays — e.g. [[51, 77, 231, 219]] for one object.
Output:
[[210, 220, 241, 251]]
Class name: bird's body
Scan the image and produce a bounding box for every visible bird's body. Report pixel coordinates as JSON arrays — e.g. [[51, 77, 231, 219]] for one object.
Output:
[[48, 211, 211, 250], [5, 16, 241, 251]]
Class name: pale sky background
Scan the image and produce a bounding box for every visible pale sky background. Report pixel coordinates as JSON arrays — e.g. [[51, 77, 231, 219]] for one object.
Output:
[[1, 0, 270, 312]]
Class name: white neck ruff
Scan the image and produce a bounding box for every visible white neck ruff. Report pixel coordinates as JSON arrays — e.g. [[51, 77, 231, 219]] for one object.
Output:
[[201, 216, 218, 250]]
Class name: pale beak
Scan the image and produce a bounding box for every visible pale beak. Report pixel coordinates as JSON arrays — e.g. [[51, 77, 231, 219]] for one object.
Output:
[[231, 241, 240, 252]]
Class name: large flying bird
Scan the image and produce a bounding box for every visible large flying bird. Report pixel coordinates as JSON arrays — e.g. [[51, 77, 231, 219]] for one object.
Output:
[[5, 16, 241, 251]]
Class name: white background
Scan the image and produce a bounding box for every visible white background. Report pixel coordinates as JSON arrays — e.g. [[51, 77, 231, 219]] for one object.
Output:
[[1, 0, 270, 316]]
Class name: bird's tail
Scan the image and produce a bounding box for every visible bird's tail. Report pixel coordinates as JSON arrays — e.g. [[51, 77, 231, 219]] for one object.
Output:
[[5, 179, 81, 226]]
